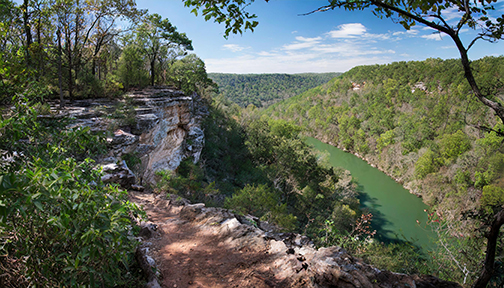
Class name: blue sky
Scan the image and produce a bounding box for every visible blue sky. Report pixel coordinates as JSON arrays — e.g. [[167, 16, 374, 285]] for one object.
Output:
[[136, 0, 504, 74]]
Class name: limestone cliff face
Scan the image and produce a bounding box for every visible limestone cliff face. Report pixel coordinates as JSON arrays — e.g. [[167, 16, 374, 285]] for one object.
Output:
[[62, 86, 207, 188], [126, 87, 206, 184]]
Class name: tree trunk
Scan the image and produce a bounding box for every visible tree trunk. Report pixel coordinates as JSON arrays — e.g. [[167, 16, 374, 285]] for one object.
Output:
[[66, 31, 73, 102], [73, 0, 81, 93], [22, 0, 32, 66], [450, 34, 504, 125], [57, 28, 64, 109], [472, 208, 504, 288], [150, 59, 155, 86]]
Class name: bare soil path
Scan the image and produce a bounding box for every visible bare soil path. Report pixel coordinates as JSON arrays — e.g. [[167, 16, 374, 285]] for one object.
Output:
[[129, 192, 281, 288]]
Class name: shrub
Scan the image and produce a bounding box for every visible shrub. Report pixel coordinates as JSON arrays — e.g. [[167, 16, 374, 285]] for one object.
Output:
[[0, 100, 144, 287], [415, 149, 440, 179]]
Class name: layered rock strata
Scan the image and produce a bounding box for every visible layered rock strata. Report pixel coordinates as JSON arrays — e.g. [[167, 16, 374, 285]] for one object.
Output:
[[59, 86, 207, 187]]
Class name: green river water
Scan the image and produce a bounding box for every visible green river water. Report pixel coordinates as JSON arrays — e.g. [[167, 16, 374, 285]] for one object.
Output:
[[306, 137, 436, 249]]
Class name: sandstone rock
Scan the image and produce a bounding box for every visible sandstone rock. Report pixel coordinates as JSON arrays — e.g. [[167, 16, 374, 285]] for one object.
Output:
[[57, 88, 206, 188]]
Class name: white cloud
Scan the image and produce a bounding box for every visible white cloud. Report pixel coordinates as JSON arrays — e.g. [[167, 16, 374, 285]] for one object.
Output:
[[312, 43, 394, 56], [441, 6, 463, 21], [282, 36, 322, 50], [222, 44, 247, 52], [393, 28, 419, 36], [205, 54, 392, 73], [257, 51, 278, 56], [421, 33, 443, 40], [206, 23, 401, 73], [328, 23, 366, 38]]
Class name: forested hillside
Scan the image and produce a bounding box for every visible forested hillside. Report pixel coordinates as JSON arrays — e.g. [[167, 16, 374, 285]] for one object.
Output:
[[259, 56, 504, 284], [208, 73, 340, 107]]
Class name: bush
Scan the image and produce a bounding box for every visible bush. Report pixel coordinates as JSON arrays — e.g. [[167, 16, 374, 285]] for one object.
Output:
[[0, 100, 144, 287], [224, 184, 296, 231], [415, 149, 440, 179], [439, 130, 471, 163]]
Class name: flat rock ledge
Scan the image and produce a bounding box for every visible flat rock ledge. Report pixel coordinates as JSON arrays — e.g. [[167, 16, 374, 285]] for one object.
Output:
[[130, 192, 461, 288]]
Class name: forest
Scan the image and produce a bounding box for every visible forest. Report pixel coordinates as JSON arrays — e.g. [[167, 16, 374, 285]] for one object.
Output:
[[0, 0, 212, 105], [208, 72, 340, 108]]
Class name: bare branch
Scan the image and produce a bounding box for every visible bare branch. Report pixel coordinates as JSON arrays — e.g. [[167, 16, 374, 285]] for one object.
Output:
[[467, 35, 484, 51]]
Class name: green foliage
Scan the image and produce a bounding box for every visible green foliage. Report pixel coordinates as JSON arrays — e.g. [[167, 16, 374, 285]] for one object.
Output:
[[156, 159, 219, 205], [122, 152, 142, 173], [358, 241, 429, 275], [481, 185, 504, 208], [208, 73, 341, 108], [111, 96, 137, 128], [415, 149, 440, 179], [476, 127, 504, 154], [184, 0, 259, 37], [376, 130, 395, 151], [116, 44, 149, 89], [224, 184, 296, 231], [268, 118, 302, 139], [0, 101, 144, 286], [439, 130, 471, 163], [170, 54, 216, 94]]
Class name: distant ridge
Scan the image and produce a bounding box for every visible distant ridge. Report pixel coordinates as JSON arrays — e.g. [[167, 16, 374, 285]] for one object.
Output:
[[208, 72, 341, 108]]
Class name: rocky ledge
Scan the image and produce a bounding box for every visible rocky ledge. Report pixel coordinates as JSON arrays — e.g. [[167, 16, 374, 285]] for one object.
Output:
[[53, 86, 207, 188], [132, 192, 461, 288]]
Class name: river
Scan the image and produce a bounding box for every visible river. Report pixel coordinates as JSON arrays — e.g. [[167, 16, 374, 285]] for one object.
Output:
[[306, 137, 435, 249]]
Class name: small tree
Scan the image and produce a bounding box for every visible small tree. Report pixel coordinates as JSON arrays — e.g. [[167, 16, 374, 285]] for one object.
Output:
[[136, 13, 193, 86]]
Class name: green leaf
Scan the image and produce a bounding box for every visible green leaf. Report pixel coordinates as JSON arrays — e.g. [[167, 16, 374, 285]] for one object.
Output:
[[34, 201, 44, 211]]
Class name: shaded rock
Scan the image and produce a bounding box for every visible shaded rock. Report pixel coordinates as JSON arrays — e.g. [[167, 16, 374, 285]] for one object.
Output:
[[139, 222, 158, 239], [135, 246, 161, 288], [109, 129, 138, 155], [101, 160, 136, 189], [180, 203, 205, 221], [131, 184, 145, 191]]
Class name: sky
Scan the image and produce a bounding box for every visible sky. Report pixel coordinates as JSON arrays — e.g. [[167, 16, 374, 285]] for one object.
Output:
[[135, 0, 504, 74]]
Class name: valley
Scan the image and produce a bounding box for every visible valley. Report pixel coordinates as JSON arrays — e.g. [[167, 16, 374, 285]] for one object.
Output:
[[2, 0, 504, 286]]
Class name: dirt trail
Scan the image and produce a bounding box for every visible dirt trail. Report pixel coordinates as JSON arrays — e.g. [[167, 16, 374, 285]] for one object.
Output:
[[130, 191, 462, 288], [130, 192, 281, 288]]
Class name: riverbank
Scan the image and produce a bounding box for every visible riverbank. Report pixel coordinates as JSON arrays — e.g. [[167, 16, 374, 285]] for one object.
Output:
[[317, 138, 422, 198]]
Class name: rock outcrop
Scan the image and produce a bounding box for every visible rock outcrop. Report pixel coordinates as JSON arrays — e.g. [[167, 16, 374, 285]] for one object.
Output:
[[127, 87, 206, 184], [57, 86, 207, 188]]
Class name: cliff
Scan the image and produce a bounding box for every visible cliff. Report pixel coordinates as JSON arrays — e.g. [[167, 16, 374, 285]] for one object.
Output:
[[62, 86, 207, 187]]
